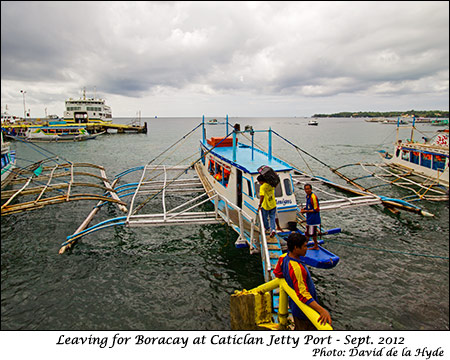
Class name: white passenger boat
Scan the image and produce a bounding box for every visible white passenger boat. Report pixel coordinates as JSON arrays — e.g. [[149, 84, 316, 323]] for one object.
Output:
[[64, 88, 112, 124], [379, 119, 449, 192], [196, 118, 340, 270]]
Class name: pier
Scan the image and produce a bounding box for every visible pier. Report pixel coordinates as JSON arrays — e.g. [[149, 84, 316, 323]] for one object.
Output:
[[1, 120, 148, 136], [86, 121, 147, 134]]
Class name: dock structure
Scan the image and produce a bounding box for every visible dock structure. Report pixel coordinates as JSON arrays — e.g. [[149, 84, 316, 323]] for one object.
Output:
[[1, 120, 148, 136], [86, 121, 147, 134]]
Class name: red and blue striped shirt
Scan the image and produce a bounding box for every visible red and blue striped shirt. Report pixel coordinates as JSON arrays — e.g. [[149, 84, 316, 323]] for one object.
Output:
[[274, 253, 317, 319]]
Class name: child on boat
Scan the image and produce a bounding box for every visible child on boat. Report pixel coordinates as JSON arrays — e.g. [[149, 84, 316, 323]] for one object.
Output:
[[257, 174, 277, 237], [301, 183, 321, 250]]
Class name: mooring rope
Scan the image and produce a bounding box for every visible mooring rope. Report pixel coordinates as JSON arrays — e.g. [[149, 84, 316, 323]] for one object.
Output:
[[131, 129, 235, 215]]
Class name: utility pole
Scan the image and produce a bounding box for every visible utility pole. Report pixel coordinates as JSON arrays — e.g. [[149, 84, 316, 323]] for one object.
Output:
[[20, 90, 27, 118]]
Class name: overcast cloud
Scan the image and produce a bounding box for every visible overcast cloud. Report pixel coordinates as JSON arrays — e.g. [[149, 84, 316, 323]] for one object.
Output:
[[1, 1, 448, 117]]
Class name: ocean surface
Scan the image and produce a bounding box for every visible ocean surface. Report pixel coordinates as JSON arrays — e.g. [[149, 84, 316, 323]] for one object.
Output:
[[1, 116, 449, 331]]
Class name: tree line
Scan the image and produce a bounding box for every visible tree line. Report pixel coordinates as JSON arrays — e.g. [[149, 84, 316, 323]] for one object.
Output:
[[313, 110, 449, 118]]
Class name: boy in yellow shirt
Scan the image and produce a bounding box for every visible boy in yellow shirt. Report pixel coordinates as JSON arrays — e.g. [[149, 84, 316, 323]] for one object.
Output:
[[257, 175, 277, 237]]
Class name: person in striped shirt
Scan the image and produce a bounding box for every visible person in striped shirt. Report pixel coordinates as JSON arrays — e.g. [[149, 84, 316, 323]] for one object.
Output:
[[274, 232, 332, 330], [300, 183, 321, 250]]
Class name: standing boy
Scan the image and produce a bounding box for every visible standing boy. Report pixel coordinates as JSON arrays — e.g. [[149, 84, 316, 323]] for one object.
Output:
[[300, 183, 321, 250], [257, 174, 277, 237]]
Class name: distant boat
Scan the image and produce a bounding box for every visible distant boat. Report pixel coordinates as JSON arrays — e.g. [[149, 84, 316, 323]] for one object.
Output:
[[431, 119, 449, 126], [207, 118, 219, 125], [381, 119, 408, 125], [4, 123, 102, 142], [308, 120, 318, 126]]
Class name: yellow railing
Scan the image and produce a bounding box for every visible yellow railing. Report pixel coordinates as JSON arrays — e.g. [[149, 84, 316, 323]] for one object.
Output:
[[234, 277, 333, 330]]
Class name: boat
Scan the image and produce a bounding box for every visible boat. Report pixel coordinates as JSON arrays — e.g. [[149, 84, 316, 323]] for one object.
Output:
[[197, 120, 339, 270], [1, 132, 16, 188], [3, 122, 102, 142], [431, 119, 449, 126], [379, 121, 449, 190], [64, 88, 112, 124], [381, 118, 408, 125], [1, 106, 24, 124], [308, 120, 318, 126], [207, 118, 219, 124]]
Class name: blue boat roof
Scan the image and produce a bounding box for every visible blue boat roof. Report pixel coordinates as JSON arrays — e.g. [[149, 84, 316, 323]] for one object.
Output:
[[202, 140, 293, 174]]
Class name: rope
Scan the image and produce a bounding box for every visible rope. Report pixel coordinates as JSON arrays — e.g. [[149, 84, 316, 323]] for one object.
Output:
[[6, 134, 72, 166], [325, 238, 449, 260], [131, 130, 235, 215], [142, 123, 203, 182]]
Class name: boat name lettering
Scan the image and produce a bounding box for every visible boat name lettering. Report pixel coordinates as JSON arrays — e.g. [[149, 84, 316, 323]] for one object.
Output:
[[277, 199, 292, 206]]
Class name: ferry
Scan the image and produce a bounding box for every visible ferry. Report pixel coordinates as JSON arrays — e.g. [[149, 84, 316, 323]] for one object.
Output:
[[64, 89, 112, 124], [379, 118, 449, 190]]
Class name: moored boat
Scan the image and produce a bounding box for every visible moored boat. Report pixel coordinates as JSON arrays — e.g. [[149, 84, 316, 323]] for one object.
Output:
[[197, 118, 339, 271], [3, 122, 101, 142], [379, 119, 449, 190], [64, 88, 112, 124], [308, 120, 318, 126]]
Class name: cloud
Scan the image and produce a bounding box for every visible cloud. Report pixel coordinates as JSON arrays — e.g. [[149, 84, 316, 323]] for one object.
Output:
[[1, 1, 448, 116]]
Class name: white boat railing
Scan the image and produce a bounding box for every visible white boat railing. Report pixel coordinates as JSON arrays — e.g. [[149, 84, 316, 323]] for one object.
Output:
[[258, 210, 272, 283]]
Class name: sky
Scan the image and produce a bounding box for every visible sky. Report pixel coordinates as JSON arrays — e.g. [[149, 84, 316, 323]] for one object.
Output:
[[1, 1, 449, 118]]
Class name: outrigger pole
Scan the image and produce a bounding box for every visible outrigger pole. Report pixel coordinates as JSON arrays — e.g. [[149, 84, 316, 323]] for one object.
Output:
[[271, 130, 432, 216]]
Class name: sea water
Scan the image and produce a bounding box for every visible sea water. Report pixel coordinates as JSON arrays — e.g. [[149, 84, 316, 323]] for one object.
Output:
[[1, 117, 448, 330]]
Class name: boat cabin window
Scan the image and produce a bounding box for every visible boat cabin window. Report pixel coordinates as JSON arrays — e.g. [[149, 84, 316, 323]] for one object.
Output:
[[274, 183, 282, 197], [410, 151, 420, 165], [420, 152, 432, 169], [283, 178, 293, 196], [432, 155, 446, 171], [208, 157, 230, 188], [254, 181, 283, 198], [401, 150, 409, 161], [244, 179, 253, 198]]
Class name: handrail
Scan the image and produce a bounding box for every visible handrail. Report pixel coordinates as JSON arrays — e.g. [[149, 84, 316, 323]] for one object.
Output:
[[251, 278, 333, 330], [258, 210, 272, 282]]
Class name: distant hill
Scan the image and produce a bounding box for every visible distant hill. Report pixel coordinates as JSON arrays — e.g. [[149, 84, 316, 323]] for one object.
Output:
[[313, 110, 449, 118]]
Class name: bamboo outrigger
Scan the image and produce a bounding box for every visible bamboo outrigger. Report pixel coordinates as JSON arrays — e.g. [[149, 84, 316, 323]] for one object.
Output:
[[1, 160, 127, 216]]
